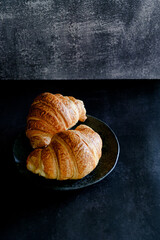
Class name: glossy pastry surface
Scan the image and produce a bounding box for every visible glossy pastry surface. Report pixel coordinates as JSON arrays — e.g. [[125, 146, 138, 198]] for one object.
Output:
[[27, 125, 102, 180], [26, 92, 87, 148]]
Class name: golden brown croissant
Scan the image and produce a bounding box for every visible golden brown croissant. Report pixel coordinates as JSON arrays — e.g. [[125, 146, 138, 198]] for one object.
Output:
[[27, 124, 102, 180], [26, 92, 87, 149]]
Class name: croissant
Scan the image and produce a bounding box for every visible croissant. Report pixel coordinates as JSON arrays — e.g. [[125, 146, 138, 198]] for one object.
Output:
[[27, 124, 102, 180], [26, 92, 87, 149]]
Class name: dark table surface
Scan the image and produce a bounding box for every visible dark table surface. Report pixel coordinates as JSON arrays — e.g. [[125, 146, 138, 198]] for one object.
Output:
[[1, 0, 160, 79], [1, 80, 160, 240]]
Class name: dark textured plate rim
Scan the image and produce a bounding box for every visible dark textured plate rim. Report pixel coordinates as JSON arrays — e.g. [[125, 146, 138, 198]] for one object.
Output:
[[13, 115, 120, 190]]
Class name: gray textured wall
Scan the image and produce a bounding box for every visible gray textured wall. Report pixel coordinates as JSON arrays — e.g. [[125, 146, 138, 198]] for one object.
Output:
[[0, 0, 160, 79]]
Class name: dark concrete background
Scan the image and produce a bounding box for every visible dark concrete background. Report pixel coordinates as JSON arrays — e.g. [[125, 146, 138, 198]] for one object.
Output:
[[1, 80, 160, 239], [0, 0, 160, 79]]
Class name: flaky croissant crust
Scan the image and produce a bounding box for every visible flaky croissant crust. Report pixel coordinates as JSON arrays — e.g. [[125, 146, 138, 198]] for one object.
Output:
[[26, 93, 87, 149], [27, 125, 102, 180]]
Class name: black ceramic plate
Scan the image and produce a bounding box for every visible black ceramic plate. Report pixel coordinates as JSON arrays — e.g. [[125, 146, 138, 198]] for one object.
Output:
[[13, 115, 120, 190]]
